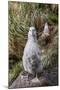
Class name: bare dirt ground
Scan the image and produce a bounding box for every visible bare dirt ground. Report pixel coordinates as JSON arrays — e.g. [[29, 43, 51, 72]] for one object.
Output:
[[9, 67, 58, 89]]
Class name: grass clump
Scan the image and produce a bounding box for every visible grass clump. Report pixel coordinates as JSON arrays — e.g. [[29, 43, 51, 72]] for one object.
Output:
[[9, 61, 23, 86]]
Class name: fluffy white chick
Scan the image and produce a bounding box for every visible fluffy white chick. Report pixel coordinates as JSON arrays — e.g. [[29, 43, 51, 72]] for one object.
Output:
[[41, 22, 50, 39], [22, 27, 43, 82], [43, 22, 49, 35]]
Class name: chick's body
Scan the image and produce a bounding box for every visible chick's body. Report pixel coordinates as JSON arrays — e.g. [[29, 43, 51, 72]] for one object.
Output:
[[23, 27, 43, 75]]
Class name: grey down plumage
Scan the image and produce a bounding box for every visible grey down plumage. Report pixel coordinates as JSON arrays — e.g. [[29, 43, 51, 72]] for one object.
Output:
[[22, 27, 43, 75]]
